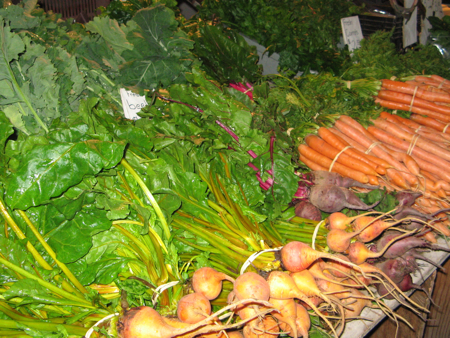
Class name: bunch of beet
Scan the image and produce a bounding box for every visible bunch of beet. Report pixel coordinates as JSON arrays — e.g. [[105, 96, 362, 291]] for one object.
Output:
[[117, 235, 436, 338], [324, 206, 450, 320], [293, 171, 382, 221]]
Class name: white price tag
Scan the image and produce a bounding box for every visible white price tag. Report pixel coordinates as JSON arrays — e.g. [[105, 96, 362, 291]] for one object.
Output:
[[119, 88, 148, 120], [341, 16, 363, 52]]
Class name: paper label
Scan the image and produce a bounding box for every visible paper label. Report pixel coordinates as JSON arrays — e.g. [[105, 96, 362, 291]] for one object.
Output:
[[403, 0, 418, 48], [120, 88, 147, 120], [341, 16, 363, 51]]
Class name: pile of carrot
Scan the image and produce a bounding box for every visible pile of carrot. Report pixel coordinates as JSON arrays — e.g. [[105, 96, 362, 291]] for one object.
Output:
[[117, 240, 428, 338], [375, 75, 450, 124], [299, 111, 450, 242]]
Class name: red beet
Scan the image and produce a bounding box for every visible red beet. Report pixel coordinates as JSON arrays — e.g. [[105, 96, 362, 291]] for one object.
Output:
[[309, 184, 380, 213], [294, 200, 322, 221]]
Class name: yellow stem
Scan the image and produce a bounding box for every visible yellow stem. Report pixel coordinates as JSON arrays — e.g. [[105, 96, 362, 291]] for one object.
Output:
[[0, 199, 53, 270], [18, 210, 88, 294]]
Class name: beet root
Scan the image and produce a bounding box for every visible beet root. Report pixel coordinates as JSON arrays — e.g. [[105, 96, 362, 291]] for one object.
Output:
[[395, 191, 422, 208], [309, 184, 381, 213], [394, 206, 450, 222], [377, 231, 450, 259], [377, 273, 415, 300], [294, 200, 322, 221], [376, 256, 418, 284], [311, 170, 379, 189]]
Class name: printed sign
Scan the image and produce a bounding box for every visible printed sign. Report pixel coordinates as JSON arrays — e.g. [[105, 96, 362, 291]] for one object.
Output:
[[120, 88, 147, 120], [341, 16, 364, 51]]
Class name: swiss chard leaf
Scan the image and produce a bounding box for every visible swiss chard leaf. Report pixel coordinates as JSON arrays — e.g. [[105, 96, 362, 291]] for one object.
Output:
[[0, 237, 35, 283], [5, 140, 126, 210], [67, 229, 132, 285], [47, 206, 112, 263], [0, 110, 13, 154]]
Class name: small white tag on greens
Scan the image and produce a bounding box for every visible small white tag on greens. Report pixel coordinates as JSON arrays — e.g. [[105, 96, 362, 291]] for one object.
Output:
[[120, 88, 148, 120]]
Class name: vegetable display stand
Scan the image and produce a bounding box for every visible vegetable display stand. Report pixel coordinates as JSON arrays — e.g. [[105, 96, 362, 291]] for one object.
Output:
[[368, 270, 436, 337]]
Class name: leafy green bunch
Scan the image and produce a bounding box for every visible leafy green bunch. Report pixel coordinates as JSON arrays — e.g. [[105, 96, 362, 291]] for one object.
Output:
[[340, 30, 450, 80], [198, 0, 360, 74], [0, 2, 195, 135], [184, 21, 262, 84]]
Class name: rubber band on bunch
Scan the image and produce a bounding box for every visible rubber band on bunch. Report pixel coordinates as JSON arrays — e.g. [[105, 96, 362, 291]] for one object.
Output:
[[365, 142, 382, 155], [443, 123, 450, 134], [409, 86, 418, 112], [329, 145, 352, 172], [407, 134, 421, 156]]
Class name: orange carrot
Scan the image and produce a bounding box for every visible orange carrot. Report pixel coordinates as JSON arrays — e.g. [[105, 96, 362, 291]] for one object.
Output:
[[419, 231, 437, 243], [433, 221, 450, 237], [415, 75, 450, 90], [299, 154, 327, 172], [419, 171, 444, 193], [410, 114, 450, 134], [328, 128, 390, 172], [378, 179, 397, 192], [367, 175, 379, 186], [430, 75, 450, 90], [329, 127, 366, 152], [416, 197, 432, 208], [429, 198, 439, 206], [318, 127, 387, 174], [413, 156, 450, 183], [395, 116, 450, 143], [384, 143, 450, 183], [381, 79, 450, 103], [373, 118, 450, 163], [405, 80, 450, 94], [305, 135, 379, 176], [420, 170, 450, 191], [367, 125, 450, 173], [438, 200, 450, 208], [375, 98, 450, 122], [382, 144, 420, 176], [378, 90, 450, 115], [334, 120, 415, 188], [379, 112, 420, 129], [298, 144, 369, 184], [378, 114, 450, 144], [338, 115, 377, 142]]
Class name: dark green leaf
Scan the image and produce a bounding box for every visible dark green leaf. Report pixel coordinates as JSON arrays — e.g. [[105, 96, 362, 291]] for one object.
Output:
[[5, 140, 126, 209]]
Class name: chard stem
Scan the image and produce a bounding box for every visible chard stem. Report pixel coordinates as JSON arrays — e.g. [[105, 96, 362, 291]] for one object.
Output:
[[121, 158, 171, 240], [0, 319, 88, 336], [0, 257, 92, 306], [0, 199, 52, 271], [18, 210, 88, 294]]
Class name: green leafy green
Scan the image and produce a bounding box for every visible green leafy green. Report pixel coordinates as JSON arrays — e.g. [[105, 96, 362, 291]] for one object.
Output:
[[186, 22, 262, 84], [198, 0, 360, 74], [5, 140, 126, 210]]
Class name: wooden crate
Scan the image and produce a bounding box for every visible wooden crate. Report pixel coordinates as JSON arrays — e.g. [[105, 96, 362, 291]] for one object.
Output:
[[40, 0, 99, 22]]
